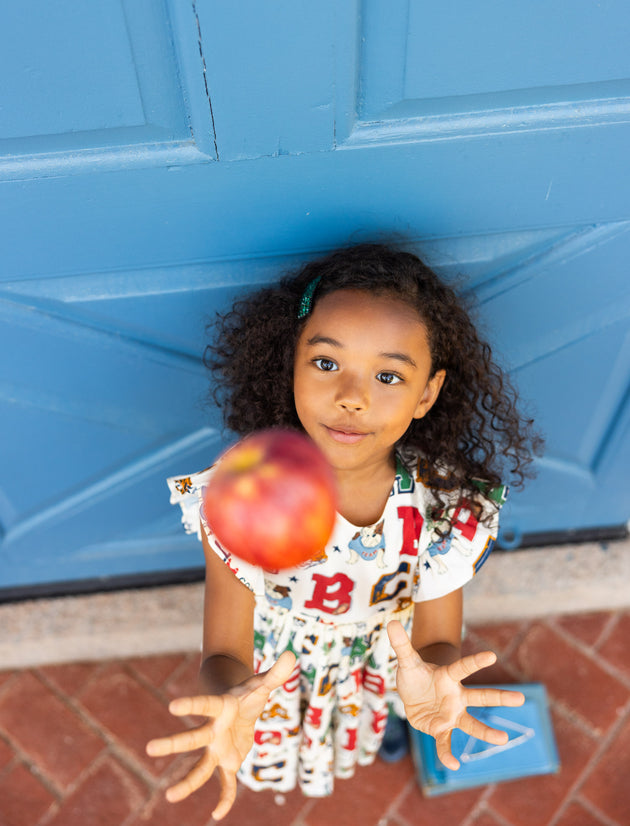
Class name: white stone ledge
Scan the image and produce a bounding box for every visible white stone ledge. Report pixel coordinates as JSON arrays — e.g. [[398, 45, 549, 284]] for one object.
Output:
[[1, 539, 628, 670], [464, 537, 629, 624]]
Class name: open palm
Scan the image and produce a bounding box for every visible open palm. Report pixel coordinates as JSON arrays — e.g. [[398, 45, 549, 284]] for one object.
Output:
[[146, 650, 296, 820], [387, 620, 524, 771]]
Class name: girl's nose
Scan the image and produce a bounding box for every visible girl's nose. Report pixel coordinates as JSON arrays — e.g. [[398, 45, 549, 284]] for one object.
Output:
[[335, 375, 369, 412]]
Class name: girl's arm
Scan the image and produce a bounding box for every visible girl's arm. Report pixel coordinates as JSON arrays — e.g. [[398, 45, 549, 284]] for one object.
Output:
[[411, 588, 463, 666], [198, 528, 256, 694], [146, 527, 295, 820]]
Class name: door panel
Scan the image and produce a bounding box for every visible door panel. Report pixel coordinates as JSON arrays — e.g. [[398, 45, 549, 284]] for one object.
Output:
[[1, 1, 628, 592], [0, 0, 198, 163]]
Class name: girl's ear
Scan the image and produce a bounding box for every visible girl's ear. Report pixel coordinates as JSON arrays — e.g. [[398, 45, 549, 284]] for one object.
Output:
[[413, 369, 446, 420]]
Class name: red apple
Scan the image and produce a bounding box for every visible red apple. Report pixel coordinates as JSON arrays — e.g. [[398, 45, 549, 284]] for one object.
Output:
[[202, 429, 338, 569]]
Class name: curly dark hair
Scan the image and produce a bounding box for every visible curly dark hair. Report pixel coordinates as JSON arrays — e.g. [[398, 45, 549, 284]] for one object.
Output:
[[204, 243, 542, 528]]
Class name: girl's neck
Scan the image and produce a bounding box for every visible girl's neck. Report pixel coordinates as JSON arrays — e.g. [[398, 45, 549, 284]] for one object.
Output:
[[335, 453, 397, 527]]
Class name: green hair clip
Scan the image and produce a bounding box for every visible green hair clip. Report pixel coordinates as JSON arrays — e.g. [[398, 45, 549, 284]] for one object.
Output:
[[297, 275, 322, 319]]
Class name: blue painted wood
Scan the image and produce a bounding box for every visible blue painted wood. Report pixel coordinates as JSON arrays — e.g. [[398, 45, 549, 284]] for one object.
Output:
[[0, 0, 191, 157], [1, 0, 629, 589], [404, 3, 630, 102]]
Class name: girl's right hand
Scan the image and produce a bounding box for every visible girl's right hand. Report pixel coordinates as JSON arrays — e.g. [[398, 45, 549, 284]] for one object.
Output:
[[145, 650, 296, 821]]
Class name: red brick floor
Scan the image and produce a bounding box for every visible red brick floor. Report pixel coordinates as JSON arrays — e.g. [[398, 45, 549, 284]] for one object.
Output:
[[1, 610, 629, 826]]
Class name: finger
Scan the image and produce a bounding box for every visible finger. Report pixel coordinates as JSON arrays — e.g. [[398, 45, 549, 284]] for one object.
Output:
[[211, 766, 238, 821], [464, 686, 525, 709], [146, 726, 212, 758], [260, 649, 297, 691], [387, 620, 421, 669], [446, 650, 498, 682], [239, 651, 298, 723], [434, 730, 460, 771], [459, 711, 510, 746], [168, 694, 232, 719], [165, 749, 217, 803]]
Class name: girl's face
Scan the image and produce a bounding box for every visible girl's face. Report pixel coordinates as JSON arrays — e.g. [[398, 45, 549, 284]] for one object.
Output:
[[293, 289, 445, 476]]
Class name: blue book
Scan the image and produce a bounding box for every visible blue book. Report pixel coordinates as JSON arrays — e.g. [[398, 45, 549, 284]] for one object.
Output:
[[408, 683, 560, 796]]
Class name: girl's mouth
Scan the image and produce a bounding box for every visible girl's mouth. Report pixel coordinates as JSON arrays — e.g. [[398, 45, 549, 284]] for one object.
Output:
[[323, 425, 370, 445]]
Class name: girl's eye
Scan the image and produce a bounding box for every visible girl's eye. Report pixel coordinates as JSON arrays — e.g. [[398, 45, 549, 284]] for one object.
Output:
[[377, 372, 402, 385], [313, 358, 338, 372]]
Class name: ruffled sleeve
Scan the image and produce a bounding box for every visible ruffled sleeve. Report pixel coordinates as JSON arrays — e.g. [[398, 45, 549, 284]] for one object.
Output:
[[413, 484, 507, 603], [167, 468, 265, 596]]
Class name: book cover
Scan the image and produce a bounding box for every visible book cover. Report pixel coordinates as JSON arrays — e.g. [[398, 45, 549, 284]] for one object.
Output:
[[409, 683, 560, 796]]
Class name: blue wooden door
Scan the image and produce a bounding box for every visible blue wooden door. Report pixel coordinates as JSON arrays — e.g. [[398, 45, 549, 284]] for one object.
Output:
[[1, 1, 629, 594]]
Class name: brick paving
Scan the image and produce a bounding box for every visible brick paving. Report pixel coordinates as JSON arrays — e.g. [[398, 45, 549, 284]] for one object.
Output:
[[0, 610, 629, 826]]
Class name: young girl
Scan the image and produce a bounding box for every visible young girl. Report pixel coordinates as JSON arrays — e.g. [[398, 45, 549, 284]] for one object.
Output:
[[147, 243, 540, 820]]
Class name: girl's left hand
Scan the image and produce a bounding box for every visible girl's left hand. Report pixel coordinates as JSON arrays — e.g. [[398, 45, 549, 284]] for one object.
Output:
[[387, 620, 525, 771]]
